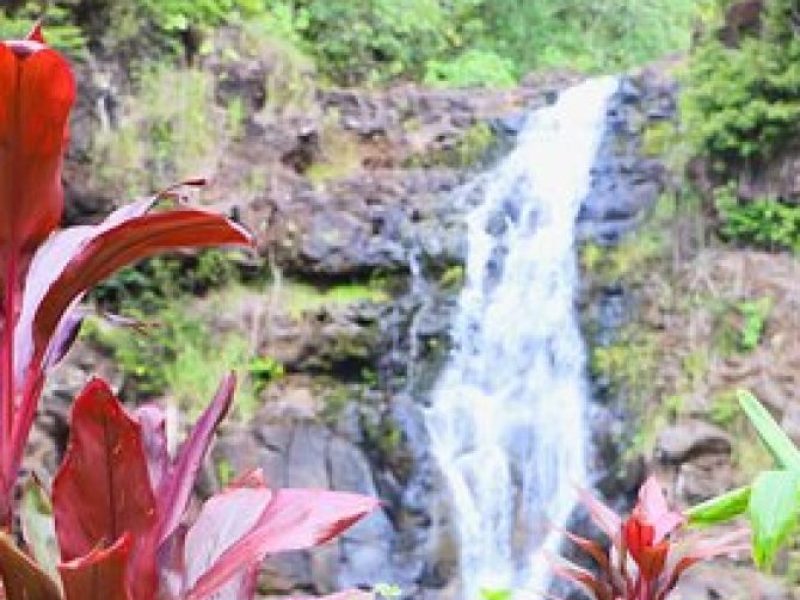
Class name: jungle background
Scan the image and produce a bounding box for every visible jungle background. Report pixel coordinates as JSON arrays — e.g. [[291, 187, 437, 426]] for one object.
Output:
[[3, 0, 800, 598]]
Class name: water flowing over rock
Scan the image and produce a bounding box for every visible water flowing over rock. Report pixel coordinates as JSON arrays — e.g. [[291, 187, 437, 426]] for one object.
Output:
[[425, 78, 619, 597]]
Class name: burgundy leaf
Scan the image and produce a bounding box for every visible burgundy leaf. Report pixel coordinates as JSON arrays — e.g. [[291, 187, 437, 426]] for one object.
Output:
[[0, 28, 75, 258], [23, 208, 252, 381], [156, 374, 236, 543], [59, 533, 132, 600], [562, 528, 612, 578], [136, 404, 170, 492], [52, 378, 158, 599], [0, 531, 62, 600], [548, 554, 613, 600], [185, 489, 380, 600]]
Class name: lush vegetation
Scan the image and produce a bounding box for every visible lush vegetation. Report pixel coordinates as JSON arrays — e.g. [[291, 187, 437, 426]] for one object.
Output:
[[0, 25, 377, 600], [683, 0, 800, 162], [2, 0, 697, 85]]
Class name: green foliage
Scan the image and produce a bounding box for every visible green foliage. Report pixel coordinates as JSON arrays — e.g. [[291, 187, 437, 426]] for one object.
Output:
[[709, 390, 740, 426], [749, 470, 800, 569], [480, 589, 512, 600], [682, 0, 800, 161], [92, 250, 241, 314], [290, 0, 459, 84], [739, 390, 800, 471], [738, 297, 772, 351], [714, 186, 800, 253], [84, 301, 259, 418], [373, 583, 402, 599], [474, 0, 695, 73], [92, 65, 225, 195], [0, 1, 86, 55], [7, 0, 697, 87], [247, 356, 285, 393], [688, 391, 800, 569], [713, 295, 772, 354], [424, 49, 516, 88], [591, 333, 657, 402], [439, 265, 465, 290], [281, 282, 390, 318], [687, 485, 751, 527]]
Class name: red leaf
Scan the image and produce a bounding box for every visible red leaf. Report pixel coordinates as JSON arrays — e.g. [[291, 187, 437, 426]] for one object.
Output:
[[548, 555, 613, 600], [0, 37, 74, 257], [23, 208, 251, 380], [182, 471, 272, 591], [636, 476, 683, 543], [0, 531, 62, 600], [8, 210, 250, 517], [59, 533, 132, 600], [156, 374, 236, 543], [52, 379, 158, 599], [577, 487, 622, 542], [185, 489, 379, 600], [562, 528, 612, 579]]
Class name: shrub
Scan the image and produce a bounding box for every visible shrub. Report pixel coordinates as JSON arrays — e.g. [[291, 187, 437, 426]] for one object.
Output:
[[424, 49, 517, 88], [682, 0, 800, 162], [714, 185, 800, 252]]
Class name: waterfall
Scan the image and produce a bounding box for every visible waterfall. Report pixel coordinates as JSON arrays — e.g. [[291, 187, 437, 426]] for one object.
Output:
[[425, 77, 619, 598]]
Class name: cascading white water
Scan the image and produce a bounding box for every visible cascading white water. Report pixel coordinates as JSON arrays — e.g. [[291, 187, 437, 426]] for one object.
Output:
[[425, 77, 618, 599]]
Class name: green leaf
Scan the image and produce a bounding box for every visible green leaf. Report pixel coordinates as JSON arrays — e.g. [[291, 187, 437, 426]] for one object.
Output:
[[480, 589, 512, 600], [686, 485, 751, 527], [738, 390, 800, 470], [20, 481, 60, 584], [749, 470, 800, 569]]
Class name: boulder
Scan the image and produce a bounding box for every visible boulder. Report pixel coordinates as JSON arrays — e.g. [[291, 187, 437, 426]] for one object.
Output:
[[655, 420, 732, 464]]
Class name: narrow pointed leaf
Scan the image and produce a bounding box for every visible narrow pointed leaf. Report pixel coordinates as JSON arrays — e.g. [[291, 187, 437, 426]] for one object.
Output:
[[0, 532, 62, 600], [548, 555, 613, 600], [24, 209, 252, 379], [660, 529, 750, 597], [157, 374, 236, 543], [186, 489, 379, 600], [738, 390, 800, 470], [685, 485, 751, 527], [563, 529, 612, 577], [59, 533, 132, 600], [21, 480, 60, 583], [577, 487, 622, 542], [748, 470, 800, 569]]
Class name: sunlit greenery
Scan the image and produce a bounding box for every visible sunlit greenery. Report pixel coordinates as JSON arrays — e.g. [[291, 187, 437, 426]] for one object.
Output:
[[4, 0, 698, 85]]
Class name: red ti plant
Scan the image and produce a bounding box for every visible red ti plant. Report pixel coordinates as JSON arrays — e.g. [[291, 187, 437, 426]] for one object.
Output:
[[0, 375, 379, 599], [550, 476, 749, 600], [0, 25, 252, 524]]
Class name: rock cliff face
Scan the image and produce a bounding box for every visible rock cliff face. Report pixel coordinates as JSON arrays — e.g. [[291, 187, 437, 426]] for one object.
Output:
[[46, 43, 770, 598]]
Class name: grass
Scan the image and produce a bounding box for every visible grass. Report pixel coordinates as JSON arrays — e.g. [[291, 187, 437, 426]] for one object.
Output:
[[276, 281, 390, 318]]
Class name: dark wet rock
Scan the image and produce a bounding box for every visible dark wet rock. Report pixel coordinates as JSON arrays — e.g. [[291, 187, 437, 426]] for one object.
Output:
[[578, 73, 676, 244], [655, 420, 733, 464]]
